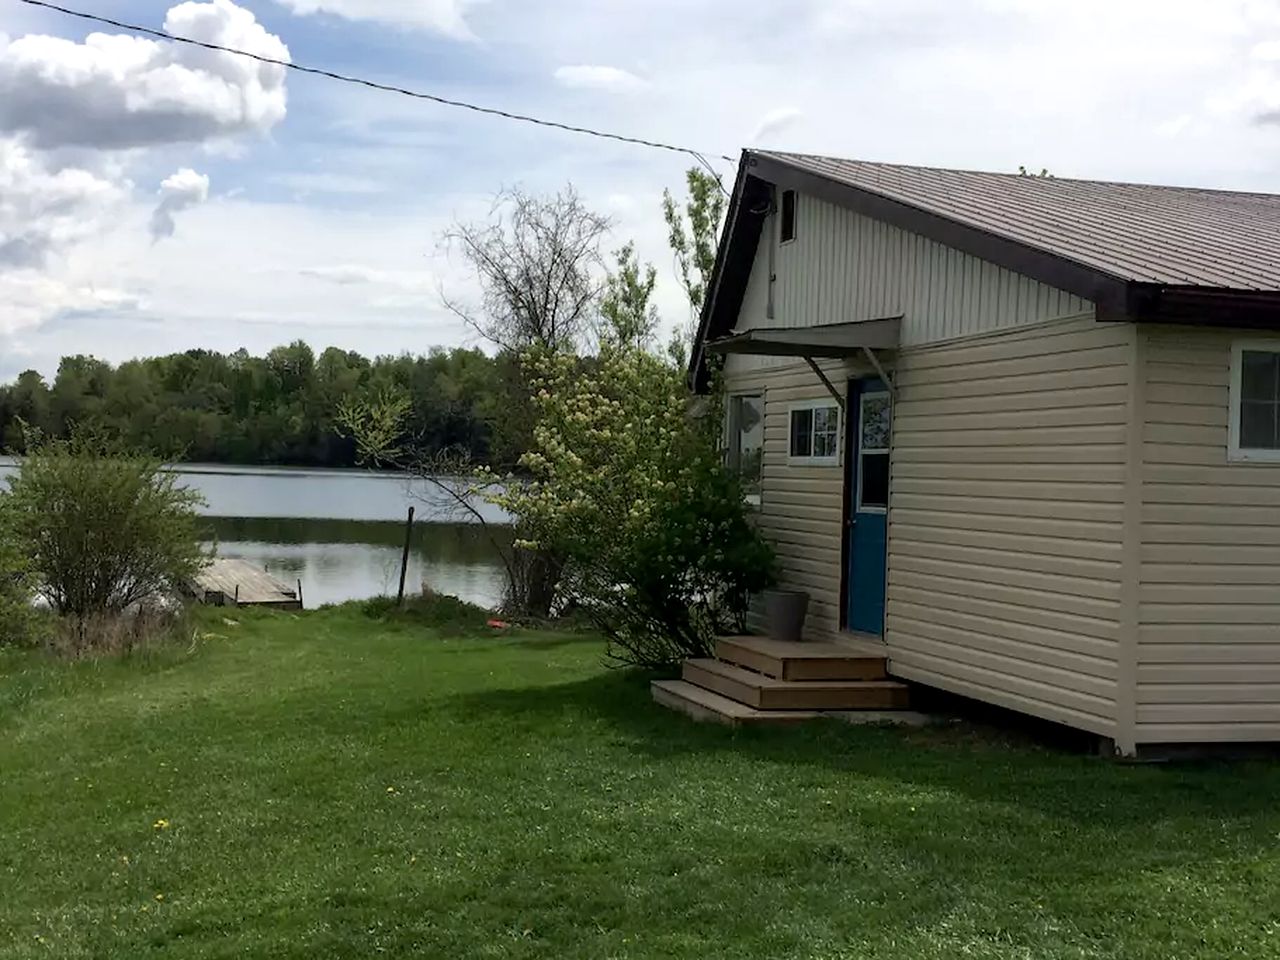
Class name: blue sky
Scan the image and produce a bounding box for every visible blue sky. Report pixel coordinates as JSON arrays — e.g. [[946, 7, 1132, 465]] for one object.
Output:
[[2, 0, 1280, 380]]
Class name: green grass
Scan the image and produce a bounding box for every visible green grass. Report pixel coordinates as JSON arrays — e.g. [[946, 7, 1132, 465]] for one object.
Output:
[[3, 605, 1280, 959]]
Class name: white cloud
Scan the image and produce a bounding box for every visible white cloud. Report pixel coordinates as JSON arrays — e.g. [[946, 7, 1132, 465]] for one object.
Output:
[[1254, 40, 1280, 63], [151, 168, 211, 241], [274, 172, 387, 195], [276, 0, 484, 38], [0, 0, 289, 150], [0, 137, 124, 270], [0, 273, 141, 337], [553, 65, 647, 93], [0, 2, 293, 343], [750, 107, 803, 144], [299, 264, 433, 289]]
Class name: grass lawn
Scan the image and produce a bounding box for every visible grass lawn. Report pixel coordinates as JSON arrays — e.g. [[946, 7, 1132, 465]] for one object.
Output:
[[2, 603, 1280, 959]]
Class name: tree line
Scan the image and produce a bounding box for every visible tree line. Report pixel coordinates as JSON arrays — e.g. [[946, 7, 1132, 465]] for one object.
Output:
[[0, 343, 525, 469]]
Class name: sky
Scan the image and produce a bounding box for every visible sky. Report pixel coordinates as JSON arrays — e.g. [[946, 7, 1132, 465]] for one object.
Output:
[[2, 0, 1280, 381]]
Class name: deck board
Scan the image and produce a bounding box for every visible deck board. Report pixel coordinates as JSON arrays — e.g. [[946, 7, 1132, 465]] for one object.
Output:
[[191, 559, 302, 610]]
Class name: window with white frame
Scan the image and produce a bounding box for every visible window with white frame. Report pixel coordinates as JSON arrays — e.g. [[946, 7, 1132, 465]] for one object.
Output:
[[727, 394, 764, 500], [1230, 343, 1280, 461], [788, 401, 840, 465]]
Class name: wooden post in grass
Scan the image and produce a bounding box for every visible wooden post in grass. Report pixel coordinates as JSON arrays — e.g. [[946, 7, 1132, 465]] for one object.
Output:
[[397, 506, 416, 608], [297, 579, 304, 611]]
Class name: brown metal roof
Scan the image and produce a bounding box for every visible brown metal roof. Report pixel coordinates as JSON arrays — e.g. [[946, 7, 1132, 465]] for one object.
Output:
[[758, 151, 1280, 291]]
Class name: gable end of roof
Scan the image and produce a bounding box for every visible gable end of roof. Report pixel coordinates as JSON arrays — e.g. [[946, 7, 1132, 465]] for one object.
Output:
[[689, 150, 1280, 390]]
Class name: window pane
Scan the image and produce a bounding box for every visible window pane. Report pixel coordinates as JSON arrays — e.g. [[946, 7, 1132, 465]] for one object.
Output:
[[1242, 351, 1280, 403], [734, 396, 763, 486], [1240, 401, 1278, 449], [813, 406, 840, 458], [781, 190, 797, 243], [861, 394, 891, 451], [790, 408, 813, 458], [860, 453, 889, 509]]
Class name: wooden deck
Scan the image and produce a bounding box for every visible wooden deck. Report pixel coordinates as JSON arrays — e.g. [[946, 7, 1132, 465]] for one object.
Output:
[[190, 558, 302, 610]]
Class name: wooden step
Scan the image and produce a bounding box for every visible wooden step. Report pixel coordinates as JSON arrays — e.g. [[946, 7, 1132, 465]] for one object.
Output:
[[717, 636, 887, 681], [683, 659, 910, 711], [651, 680, 823, 727]]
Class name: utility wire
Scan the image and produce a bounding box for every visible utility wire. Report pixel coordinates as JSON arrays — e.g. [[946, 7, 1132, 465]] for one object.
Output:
[[16, 0, 739, 176]]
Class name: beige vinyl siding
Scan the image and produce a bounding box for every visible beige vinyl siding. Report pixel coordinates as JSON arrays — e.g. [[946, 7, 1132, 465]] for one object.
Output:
[[885, 315, 1131, 738], [724, 355, 866, 641], [1137, 326, 1280, 744], [735, 197, 1092, 355]]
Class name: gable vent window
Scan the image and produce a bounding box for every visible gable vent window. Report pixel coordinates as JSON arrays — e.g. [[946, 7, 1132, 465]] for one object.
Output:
[[780, 189, 797, 244]]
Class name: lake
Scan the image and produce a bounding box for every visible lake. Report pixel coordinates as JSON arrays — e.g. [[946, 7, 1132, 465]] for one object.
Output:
[[0, 459, 512, 610]]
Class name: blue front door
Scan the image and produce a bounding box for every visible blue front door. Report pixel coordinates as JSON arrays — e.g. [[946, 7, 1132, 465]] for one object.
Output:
[[846, 381, 891, 635]]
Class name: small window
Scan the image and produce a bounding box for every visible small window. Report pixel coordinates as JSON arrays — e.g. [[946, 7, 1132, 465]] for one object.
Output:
[[727, 394, 764, 501], [1230, 343, 1280, 461], [788, 401, 839, 465], [857, 392, 891, 512], [780, 189, 797, 243]]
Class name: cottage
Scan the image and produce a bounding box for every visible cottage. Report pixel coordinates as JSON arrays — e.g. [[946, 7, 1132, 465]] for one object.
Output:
[[671, 149, 1280, 756]]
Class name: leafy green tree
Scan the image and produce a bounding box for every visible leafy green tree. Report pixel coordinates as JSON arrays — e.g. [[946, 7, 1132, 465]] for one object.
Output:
[[1, 371, 52, 450], [492, 346, 775, 667], [662, 167, 727, 359], [600, 242, 659, 349]]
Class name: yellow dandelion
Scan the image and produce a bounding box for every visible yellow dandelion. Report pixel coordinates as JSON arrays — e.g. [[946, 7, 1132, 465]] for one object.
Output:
[[153, 819, 170, 831], [154, 893, 164, 902]]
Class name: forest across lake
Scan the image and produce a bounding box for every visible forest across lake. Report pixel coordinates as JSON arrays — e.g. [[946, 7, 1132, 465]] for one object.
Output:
[[0, 343, 527, 471]]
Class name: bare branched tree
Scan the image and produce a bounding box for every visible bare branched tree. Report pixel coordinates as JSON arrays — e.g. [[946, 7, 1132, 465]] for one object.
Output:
[[441, 185, 612, 354]]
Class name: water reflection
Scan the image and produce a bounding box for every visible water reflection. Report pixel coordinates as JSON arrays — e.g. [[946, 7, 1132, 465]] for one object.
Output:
[[203, 518, 512, 610]]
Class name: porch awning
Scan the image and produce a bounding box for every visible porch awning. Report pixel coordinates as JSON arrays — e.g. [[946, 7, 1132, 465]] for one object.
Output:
[[705, 317, 901, 358]]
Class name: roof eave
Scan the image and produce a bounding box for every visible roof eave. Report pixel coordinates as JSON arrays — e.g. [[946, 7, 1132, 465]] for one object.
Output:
[[1125, 286, 1280, 328], [687, 154, 770, 392]]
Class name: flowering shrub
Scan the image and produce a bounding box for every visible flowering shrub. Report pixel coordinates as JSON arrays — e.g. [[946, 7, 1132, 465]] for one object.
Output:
[[491, 346, 775, 668]]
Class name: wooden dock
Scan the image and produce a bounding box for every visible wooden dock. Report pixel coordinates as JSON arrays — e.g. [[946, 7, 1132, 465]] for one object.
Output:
[[190, 558, 302, 610]]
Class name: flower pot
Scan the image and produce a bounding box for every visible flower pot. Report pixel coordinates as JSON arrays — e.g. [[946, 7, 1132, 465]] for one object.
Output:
[[764, 589, 810, 643]]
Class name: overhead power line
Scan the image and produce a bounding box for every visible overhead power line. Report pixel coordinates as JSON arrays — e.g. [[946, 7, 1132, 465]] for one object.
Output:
[[16, 0, 738, 174]]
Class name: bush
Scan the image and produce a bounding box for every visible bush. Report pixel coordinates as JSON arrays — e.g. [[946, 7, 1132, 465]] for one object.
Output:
[[4, 433, 210, 641], [357, 593, 494, 634], [0, 495, 42, 648], [492, 346, 776, 668], [47, 607, 193, 659]]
